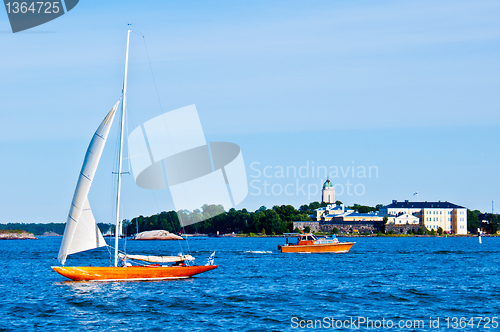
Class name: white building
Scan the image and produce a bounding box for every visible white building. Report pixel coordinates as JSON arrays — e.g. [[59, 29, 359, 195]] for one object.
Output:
[[314, 203, 353, 221], [389, 213, 420, 225], [322, 179, 335, 204], [380, 200, 467, 234]]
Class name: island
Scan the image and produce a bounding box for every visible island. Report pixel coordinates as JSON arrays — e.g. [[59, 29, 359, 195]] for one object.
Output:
[[0, 229, 37, 240], [42, 231, 60, 237], [131, 230, 184, 240]]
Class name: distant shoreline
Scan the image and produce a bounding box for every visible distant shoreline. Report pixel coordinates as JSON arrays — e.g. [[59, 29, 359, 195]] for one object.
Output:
[[218, 233, 496, 238]]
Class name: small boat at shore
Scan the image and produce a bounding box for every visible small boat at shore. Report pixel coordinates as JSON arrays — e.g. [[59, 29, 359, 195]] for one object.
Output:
[[278, 233, 354, 253]]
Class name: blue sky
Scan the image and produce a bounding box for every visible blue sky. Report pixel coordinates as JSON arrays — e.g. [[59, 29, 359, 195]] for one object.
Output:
[[1, 0, 499, 224]]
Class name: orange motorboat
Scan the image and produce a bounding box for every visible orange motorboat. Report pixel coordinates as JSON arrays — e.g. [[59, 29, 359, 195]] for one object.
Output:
[[278, 233, 354, 253]]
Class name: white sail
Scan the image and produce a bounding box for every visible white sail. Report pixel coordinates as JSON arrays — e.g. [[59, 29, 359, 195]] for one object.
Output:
[[66, 198, 107, 256], [58, 101, 120, 264]]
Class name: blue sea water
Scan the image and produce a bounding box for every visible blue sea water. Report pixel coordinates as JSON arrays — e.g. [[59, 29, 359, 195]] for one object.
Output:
[[0, 236, 499, 331]]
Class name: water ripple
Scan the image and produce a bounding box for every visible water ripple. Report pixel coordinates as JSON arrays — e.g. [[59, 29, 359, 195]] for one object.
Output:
[[1, 237, 499, 331]]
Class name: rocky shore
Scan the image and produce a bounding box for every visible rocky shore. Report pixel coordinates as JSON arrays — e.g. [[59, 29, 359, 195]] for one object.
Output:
[[42, 231, 60, 237], [131, 230, 184, 240], [0, 230, 37, 240]]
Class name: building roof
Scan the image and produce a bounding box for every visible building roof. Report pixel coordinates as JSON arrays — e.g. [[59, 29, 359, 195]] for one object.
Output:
[[315, 204, 343, 212], [323, 179, 333, 188], [329, 211, 382, 218], [344, 211, 383, 218], [384, 200, 465, 209]]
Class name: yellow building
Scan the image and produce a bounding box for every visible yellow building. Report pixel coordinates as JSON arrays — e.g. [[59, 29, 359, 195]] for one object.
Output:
[[380, 200, 467, 234]]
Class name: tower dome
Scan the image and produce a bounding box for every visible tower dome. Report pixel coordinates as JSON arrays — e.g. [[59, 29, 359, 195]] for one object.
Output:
[[323, 178, 333, 188]]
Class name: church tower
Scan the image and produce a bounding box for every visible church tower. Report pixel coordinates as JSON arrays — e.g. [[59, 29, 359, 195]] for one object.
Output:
[[322, 178, 335, 204]]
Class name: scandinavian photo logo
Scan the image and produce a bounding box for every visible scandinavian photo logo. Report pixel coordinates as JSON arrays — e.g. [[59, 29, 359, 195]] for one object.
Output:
[[249, 161, 378, 200], [3, 0, 79, 33], [128, 105, 248, 227]]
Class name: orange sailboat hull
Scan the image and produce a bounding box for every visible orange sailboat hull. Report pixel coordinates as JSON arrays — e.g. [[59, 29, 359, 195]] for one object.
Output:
[[279, 242, 354, 253], [52, 265, 218, 281]]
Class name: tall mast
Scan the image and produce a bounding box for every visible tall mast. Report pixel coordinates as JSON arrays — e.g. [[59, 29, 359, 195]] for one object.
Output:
[[115, 29, 132, 267]]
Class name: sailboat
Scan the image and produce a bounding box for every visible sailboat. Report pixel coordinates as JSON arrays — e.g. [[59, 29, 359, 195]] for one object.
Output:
[[52, 29, 218, 281]]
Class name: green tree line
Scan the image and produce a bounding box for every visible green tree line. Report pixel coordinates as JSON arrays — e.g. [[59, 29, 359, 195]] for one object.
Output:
[[3, 203, 498, 236], [125, 203, 315, 236]]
